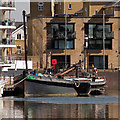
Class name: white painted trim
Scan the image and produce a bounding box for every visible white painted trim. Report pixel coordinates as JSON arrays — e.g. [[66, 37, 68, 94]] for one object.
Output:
[[12, 25, 24, 34], [0, 25, 16, 29], [0, 7, 16, 11], [0, 45, 16, 48]]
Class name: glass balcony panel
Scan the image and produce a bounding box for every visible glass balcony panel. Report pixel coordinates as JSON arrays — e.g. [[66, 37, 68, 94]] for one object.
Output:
[[52, 31, 76, 39], [94, 31, 103, 39], [0, 0, 15, 7], [105, 32, 114, 39], [0, 37, 15, 45], [94, 31, 114, 39], [0, 56, 15, 64], [7, 37, 15, 45], [0, 19, 15, 26], [96, 40, 102, 44], [2, 38, 7, 44], [67, 32, 76, 39]]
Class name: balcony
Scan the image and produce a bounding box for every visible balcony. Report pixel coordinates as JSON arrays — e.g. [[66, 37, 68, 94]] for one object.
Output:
[[52, 31, 76, 40], [0, 19, 16, 29], [0, 37, 15, 45], [0, 56, 15, 64], [0, 37, 15, 48], [0, 0, 16, 11], [0, 19, 15, 26]]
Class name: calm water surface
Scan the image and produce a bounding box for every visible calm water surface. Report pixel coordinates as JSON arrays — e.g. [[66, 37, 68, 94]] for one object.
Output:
[[0, 89, 119, 119]]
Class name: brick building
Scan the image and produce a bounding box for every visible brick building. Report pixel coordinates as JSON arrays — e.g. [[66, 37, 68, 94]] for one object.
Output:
[[12, 23, 27, 56], [28, 0, 120, 70]]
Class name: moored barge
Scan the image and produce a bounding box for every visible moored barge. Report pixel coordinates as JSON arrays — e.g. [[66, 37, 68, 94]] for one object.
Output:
[[14, 73, 106, 97]]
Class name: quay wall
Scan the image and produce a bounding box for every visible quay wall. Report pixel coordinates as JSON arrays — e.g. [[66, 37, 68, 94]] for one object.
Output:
[[98, 71, 120, 90]]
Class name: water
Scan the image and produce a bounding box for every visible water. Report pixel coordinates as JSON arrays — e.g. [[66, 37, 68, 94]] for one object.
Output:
[[0, 89, 119, 119]]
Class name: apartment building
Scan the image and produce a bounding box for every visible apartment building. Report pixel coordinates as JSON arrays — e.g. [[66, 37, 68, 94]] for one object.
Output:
[[0, 0, 16, 66], [28, 0, 120, 70]]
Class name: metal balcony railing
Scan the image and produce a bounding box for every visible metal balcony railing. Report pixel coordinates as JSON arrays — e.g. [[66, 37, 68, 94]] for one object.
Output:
[[0, 37, 15, 45], [0, 19, 15, 26], [105, 32, 114, 39], [52, 31, 76, 39], [0, 0, 15, 7], [0, 56, 15, 64], [94, 31, 114, 39], [7, 37, 15, 45]]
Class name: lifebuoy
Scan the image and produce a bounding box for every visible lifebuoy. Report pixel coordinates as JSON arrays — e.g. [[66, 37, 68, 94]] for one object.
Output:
[[74, 81, 80, 88], [94, 68, 98, 73]]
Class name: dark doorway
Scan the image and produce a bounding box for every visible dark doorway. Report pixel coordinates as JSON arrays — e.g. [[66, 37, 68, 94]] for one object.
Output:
[[51, 55, 70, 69], [89, 55, 108, 69]]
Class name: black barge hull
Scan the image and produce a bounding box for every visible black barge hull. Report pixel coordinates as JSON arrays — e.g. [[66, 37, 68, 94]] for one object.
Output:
[[24, 79, 77, 96]]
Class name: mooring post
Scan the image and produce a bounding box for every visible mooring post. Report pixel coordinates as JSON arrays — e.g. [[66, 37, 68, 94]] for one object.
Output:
[[10, 76, 11, 85], [75, 66, 79, 78]]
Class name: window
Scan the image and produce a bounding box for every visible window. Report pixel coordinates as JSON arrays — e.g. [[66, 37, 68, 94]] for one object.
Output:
[[38, 2, 44, 11], [17, 45, 21, 54], [95, 9, 97, 15], [68, 3, 71, 9], [51, 23, 75, 49], [17, 34, 21, 39], [106, 8, 109, 15], [111, 8, 114, 15], [85, 23, 113, 50], [89, 55, 108, 69], [51, 23, 74, 39], [54, 40, 74, 49], [85, 7, 87, 16]]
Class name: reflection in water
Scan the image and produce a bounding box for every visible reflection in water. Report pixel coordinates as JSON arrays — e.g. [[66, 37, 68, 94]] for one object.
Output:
[[0, 100, 24, 118], [0, 99, 119, 119]]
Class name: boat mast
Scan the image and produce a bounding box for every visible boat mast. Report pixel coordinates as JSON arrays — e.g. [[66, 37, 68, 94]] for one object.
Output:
[[103, 10, 105, 70], [23, 10, 28, 72], [65, 10, 67, 69]]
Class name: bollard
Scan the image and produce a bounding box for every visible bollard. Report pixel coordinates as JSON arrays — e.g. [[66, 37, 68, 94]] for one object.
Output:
[[37, 62, 38, 70], [10, 76, 11, 85]]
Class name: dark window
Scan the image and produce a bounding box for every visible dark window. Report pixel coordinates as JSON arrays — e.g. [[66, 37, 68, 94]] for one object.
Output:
[[68, 3, 71, 9], [85, 23, 113, 50], [38, 2, 44, 11], [89, 39, 112, 50], [17, 34, 21, 39], [89, 55, 108, 69], [95, 9, 97, 15], [51, 23, 75, 49], [54, 39, 74, 49], [17, 45, 21, 54]]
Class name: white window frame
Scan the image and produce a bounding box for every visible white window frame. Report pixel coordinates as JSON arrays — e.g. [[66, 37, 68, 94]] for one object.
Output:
[[95, 9, 97, 15], [38, 2, 44, 11], [17, 45, 21, 54], [17, 34, 21, 40]]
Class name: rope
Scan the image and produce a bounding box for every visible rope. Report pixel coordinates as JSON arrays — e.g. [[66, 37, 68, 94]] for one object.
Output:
[[5, 75, 30, 88]]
